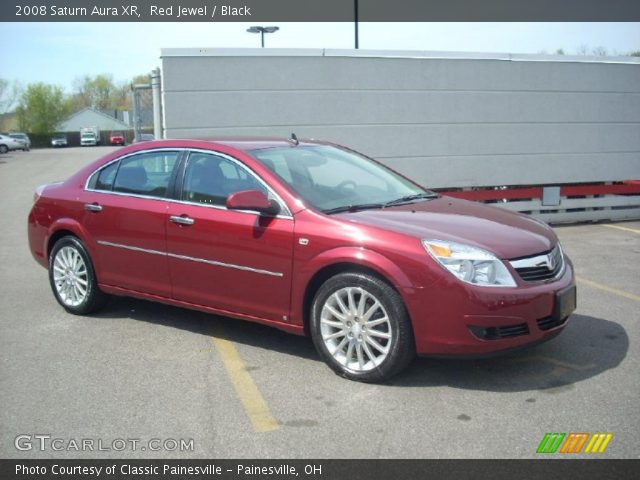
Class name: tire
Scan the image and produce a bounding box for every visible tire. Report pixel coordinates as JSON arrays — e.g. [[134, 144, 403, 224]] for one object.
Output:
[[0, 145, 7, 154], [49, 236, 106, 315], [310, 272, 415, 383]]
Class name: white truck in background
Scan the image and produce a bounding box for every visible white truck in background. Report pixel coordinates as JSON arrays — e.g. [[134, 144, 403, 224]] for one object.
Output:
[[80, 126, 100, 146]]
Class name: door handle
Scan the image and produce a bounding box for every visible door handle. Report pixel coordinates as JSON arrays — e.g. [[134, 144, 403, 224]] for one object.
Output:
[[84, 203, 102, 213], [170, 215, 195, 226]]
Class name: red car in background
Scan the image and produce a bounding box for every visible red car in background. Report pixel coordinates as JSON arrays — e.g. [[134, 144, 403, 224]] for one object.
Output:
[[27, 138, 576, 382], [109, 132, 125, 146]]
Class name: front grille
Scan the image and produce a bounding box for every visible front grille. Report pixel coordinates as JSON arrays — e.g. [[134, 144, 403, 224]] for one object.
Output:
[[469, 323, 530, 340], [537, 315, 568, 331], [510, 245, 564, 282]]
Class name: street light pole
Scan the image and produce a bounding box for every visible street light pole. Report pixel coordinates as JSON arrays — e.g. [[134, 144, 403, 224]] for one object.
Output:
[[246, 26, 280, 48]]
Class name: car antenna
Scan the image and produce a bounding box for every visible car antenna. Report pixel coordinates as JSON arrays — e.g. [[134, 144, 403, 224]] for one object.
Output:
[[289, 132, 299, 146]]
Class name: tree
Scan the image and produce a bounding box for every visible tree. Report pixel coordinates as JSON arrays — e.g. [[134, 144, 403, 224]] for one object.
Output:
[[576, 44, 589, 56], [16, 83, 69, 134], [68, 73, 150, 112], [555, 48, 565, 55], [629, 50, 640, 57], [591, 46, 608, 57], [70, 74, 118, 111], [0, 78, 21, 114]]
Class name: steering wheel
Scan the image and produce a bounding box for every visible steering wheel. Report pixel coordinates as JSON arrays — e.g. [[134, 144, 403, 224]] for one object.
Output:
[[336, 180, 357, 192]]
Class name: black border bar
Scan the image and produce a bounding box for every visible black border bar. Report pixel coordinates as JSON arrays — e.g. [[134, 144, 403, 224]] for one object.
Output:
[[3, 0, 640, 22], [2, 459, 640, 480]]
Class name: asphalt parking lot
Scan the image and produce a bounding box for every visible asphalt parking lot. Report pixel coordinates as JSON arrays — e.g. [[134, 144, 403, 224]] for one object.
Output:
[[1, 147, 638, 459]]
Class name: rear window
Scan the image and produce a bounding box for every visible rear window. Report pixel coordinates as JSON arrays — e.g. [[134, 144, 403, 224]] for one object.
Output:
[[90, 162, 119, 191]]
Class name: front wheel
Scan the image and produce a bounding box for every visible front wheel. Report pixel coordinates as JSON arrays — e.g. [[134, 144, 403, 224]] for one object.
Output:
[[49, 236, 106, 315], [310, 272, 415, 383]]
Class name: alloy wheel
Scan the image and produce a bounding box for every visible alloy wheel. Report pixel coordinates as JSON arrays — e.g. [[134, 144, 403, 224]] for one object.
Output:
[[52, 246, 89, 307], [320, 286, 392, 372]]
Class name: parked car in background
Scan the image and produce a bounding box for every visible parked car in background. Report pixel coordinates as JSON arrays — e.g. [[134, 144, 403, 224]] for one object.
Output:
[[0, 134, 24, 153], [133, 133, 155, 143], [51, 134, 68, 148], [109, 132, 126, 146], [80, 126, 100, 146], [27, 138, 576, 382], [9, 133, 31, 151]]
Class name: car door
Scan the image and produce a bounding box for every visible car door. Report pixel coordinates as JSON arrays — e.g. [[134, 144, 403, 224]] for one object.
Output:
[[165, 150, 294, 323], [83, 149, 182, 296]]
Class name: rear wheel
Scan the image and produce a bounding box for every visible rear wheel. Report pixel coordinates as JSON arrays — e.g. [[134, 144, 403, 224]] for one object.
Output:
[[310, 272, 415, 382], [49, 236, 106, 315], [0, 145, 7, 154]]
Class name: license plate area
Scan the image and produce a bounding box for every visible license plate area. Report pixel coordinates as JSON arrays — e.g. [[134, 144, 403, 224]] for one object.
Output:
[[554, 285, 577, 321]]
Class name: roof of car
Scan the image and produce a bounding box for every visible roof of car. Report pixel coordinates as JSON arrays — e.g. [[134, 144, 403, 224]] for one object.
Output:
[[113, 137, 331, 157], [187, 137, 328, 151]]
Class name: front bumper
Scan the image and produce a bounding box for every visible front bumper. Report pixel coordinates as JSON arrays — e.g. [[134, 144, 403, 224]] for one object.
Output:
[[408, 258, 576, 355]]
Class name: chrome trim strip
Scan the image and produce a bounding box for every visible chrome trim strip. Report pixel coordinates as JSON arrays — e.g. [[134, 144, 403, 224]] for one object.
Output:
[[97, 241, 166, 257], [509, 244, 565, 281], [167, 252, 283, 277], [83, 147, 293, 220], [97, 240, 284, 278], [83, 148, 181, 191]]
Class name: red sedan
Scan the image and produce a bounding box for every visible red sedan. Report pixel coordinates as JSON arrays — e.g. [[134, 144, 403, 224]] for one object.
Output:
[[28, 138, 576, 382], [109, 132, 125, 146]]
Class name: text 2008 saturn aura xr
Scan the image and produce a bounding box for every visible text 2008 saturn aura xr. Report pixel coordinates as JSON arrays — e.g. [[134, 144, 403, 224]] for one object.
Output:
[[28, 138, 576, 382]]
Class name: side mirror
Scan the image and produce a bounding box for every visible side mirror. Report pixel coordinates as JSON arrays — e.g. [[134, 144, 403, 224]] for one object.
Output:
[[226, 190, 281, 216]]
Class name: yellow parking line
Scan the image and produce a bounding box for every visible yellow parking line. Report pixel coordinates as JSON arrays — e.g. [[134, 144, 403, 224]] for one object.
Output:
[[576, 276, 640, 303], [211, 337, 279, 433], [601, 224, 640, 234]]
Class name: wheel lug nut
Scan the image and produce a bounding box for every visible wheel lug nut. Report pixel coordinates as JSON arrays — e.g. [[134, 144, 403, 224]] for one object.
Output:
[[347, 321, 351, 327]]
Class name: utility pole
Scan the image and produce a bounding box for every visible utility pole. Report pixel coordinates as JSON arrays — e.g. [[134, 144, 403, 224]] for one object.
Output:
[[150, 68, 162, 140], [354, 0, 359, 49]]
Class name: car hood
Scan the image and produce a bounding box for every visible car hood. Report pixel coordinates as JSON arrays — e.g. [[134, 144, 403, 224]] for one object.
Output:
[[336, 196, 557, 259]]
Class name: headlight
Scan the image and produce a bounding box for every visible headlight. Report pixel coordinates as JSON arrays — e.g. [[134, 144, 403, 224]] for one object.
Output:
[[422, 239, 517, 287]]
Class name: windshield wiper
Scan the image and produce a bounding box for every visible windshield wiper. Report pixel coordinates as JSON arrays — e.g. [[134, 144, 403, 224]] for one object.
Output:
[[323, 193, 438, 214], [323, 203, 387, 214], [383, 192, 439, 207]]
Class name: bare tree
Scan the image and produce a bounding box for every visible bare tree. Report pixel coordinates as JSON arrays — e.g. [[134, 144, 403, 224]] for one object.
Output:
[[591, 46, 608, 57], [70, 74, 118, 111], [0, 78, 21, 114], [576, 44, 589, 56]]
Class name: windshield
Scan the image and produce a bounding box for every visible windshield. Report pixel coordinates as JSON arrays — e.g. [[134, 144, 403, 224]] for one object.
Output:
[[250, 145, 434, 213]]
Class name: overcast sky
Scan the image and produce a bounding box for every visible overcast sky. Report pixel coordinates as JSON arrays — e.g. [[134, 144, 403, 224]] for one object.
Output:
[[1, 22, 638, 90]]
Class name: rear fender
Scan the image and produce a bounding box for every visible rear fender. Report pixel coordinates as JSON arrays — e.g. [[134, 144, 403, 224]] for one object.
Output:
[[46, 218, 96, 264]]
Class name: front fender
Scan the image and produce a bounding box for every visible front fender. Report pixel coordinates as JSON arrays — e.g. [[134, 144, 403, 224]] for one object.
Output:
[[290, 246, 420, 327]]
